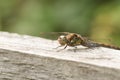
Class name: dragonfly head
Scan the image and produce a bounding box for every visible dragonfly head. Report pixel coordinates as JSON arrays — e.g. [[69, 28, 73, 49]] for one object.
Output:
[[58, 35, 68, 46]]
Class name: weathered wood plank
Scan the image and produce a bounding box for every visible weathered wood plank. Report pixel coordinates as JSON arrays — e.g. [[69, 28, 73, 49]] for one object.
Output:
[[0, 32, 120, 80]]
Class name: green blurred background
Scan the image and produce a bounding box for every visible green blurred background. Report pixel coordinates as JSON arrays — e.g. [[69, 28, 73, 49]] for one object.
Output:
[[0, 0, 120, 46]]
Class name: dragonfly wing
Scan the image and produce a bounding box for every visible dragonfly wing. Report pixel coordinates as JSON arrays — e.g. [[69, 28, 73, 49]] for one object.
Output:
[[39, 32, 70, 40]]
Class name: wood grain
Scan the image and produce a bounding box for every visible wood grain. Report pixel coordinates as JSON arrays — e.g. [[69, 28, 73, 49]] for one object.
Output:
[[0, 32, 120, 80]]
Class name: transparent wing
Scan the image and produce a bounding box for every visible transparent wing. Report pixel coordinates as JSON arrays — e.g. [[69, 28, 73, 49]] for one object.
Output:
[[39, 32, 70, 40]]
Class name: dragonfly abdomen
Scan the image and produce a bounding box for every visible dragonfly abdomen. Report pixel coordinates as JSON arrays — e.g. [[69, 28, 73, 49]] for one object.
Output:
[[99, 43, 120, 50], [81, 40, 120, 50]]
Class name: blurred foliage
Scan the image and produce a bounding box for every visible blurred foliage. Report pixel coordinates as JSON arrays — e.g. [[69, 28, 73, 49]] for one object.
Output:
[[0, 0, 120, 46]]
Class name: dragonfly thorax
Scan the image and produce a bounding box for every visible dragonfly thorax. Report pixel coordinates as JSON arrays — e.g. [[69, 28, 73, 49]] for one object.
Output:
[[58, 34, 82, 46]]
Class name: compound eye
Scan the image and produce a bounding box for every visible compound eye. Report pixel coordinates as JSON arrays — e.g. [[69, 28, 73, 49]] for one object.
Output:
[[58, 35, 66, 45]]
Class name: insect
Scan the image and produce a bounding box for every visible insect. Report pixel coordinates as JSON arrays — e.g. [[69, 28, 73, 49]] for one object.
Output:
[[56, 32, 120, 50]]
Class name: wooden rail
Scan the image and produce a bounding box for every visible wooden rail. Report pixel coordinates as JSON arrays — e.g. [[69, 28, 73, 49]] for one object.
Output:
[[0, 32, 120, 80]]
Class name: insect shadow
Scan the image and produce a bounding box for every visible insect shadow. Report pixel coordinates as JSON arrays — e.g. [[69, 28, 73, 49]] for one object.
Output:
[[56, 46, 100, 52]]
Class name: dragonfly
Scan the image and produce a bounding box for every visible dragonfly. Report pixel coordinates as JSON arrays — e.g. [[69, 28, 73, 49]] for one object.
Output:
[[40, 32, 120, 50]]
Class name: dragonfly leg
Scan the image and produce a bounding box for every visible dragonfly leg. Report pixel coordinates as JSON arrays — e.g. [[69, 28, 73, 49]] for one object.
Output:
[[64, 44, 68, 49], [54, 45, 63, 49], [73, 46, 77, 52], [56, 44, 68, 52]]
